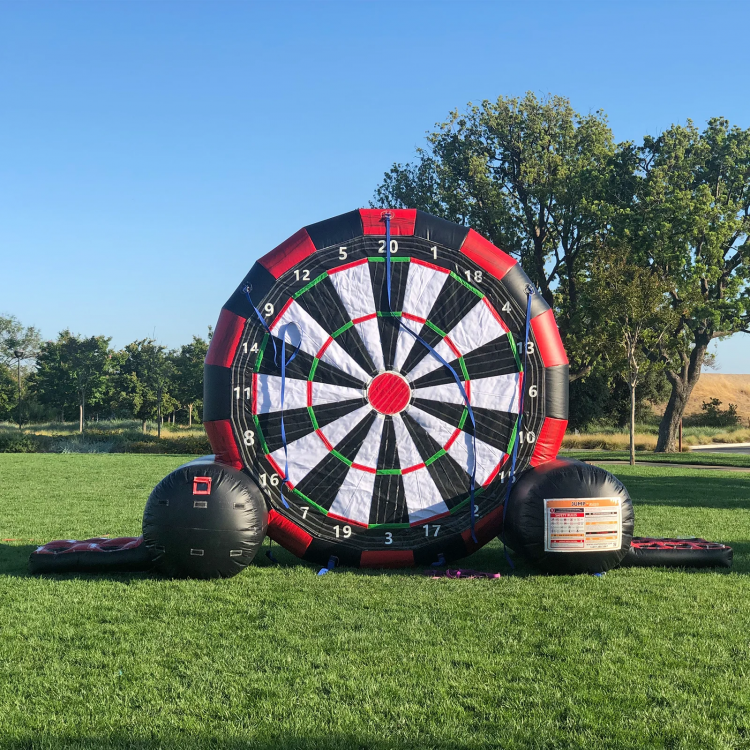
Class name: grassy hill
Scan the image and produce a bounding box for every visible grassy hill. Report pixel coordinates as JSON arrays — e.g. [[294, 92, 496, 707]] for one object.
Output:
[[680, 373, 750, 421]]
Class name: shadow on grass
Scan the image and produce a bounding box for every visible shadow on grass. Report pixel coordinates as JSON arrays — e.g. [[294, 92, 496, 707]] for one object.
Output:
[[616, 473, 750, 509]]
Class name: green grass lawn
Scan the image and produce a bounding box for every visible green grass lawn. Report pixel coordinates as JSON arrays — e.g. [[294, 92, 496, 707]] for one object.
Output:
[[1, 455, 750, 749]]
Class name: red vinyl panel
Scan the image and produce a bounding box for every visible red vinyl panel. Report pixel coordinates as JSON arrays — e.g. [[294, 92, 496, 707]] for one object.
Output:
[[530, 417, 569, 467], [258, 228, 317, 278], [459, 229, 516, 280], [360, 549, 415, 568], [205, 308, 245, 368], [267, 509, 313, 558], [203, 419, 243, 470], [359, 208, 417, 236], [530, 309, 568, 367]]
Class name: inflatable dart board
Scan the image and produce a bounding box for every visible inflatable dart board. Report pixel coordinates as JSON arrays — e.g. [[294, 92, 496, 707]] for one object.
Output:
[[203, 209, 569, 567]]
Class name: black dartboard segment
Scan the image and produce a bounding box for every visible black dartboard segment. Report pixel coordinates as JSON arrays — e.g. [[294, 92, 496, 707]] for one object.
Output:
[[204, 209, 569, 567]]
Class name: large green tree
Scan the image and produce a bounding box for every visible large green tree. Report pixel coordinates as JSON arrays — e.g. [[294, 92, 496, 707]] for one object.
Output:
[[372, 92, 624, 382], [114, 340, 176, 436], [172, 335, 209, 426], [1, 314, 43, 427], [30, 331, 113, 432], [632, 118, 750, 451]]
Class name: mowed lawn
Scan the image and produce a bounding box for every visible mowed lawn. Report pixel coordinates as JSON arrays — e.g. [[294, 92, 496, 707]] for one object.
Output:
[[1, 455, 749, 750]]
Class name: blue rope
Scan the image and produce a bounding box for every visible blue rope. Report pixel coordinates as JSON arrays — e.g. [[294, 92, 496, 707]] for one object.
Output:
[[243, 285, 299, 509], [383, 213, 479, 543], [500, 287, 534, 569]]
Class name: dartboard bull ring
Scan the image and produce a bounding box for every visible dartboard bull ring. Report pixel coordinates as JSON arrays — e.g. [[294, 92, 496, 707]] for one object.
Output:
[[203, 209, 569, 567]]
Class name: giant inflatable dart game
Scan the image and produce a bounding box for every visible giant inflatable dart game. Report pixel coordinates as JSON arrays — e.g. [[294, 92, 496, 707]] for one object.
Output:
[[29, 209, 733, 576]]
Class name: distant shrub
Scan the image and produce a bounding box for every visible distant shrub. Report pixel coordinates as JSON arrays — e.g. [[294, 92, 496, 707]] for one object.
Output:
[[0, 432, 50, 453], [685, 398, 743, 428]]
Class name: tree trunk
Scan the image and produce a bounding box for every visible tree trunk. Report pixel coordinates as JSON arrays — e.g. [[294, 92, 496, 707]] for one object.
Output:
[[79, 402, 84, 434], [157, 389, 162, 439], [142, 419, 147, 434], [188, 403, 193, 428], [629, 382, 636, 466], [655, 335, 709, 452]]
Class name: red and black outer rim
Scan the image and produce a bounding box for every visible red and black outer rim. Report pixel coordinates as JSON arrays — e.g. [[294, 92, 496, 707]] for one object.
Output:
[[204, 209, 568, 568]]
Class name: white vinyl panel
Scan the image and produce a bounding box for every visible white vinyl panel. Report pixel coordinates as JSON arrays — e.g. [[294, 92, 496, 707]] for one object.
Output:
[[391, 317, 423, 373], [392, 415, 449, 523], [311, 381, 365, 407], [328, 262, 378, 320], [404, 339, 455, 382], [318, 404, 373, 448], [254, 375, 308, 414], [470, 373, 520, 413], [328, 469, 378, 526], [391, 263, 449, 373], [405, 299, 510, 383], [446, 299, 507, 358], [414, 374, 519, 413], [328, 415, 385, 524], [412, 382, 468, 406], [269, 430, 331, 487], [271, 300, 369, 382], [328, 263, 386, 371], [407, 405, 505, 484], [354, 318, 385, 372]]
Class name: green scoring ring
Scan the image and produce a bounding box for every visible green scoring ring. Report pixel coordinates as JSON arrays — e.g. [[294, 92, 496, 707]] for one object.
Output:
[[251, 256, 524, 528]]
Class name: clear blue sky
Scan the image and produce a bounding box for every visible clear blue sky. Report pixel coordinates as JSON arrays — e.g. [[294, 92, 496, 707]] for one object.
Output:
[[1, 0, 748, 372]]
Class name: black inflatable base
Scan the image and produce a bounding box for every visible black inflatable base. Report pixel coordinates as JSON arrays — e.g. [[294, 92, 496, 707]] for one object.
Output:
[[621, 538, 733, 569]]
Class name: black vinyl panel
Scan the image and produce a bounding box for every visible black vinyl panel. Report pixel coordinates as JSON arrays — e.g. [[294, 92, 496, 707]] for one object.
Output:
[[256, 407, 314, 454], [305, 210, 363, 250], [369, 417, 409, 525], [500, 265, 550, 319], [402, 412, 470, 509], [544, 364, 569, 420], [257, 344, 367, 389], [203, 365, 231, 422], [370, 260, 410, 369], [369, 257, 410, 312], [312, 399, 368, 429], [398, 324, 445, 376], [294, 411, 377, 510], [411, 400, 516, 453], [224, 264, 276, 319], [414, 211, 470, 250], [410, 336, 519, 389]]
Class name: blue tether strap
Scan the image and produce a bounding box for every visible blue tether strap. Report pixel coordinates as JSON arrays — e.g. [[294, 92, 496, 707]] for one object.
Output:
[[500, 286, 534, 569], [383, 213, 479, 543], [244, 285, 300, 509]]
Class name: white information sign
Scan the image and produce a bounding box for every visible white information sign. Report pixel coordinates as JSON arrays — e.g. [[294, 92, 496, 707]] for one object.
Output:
[[544, 497, 622, 552]]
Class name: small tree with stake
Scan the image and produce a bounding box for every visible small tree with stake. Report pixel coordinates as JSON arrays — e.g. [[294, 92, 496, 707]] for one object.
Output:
[[591, 249, 675, 465]]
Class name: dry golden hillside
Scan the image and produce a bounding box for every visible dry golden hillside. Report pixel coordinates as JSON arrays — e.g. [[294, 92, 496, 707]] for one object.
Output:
[[681, 374, 750, 420]]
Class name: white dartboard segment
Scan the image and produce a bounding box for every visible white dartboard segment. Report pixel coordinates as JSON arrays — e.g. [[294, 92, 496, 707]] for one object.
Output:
[[413, 373, 520, 413], [392, 261, 450, 371], [406, 298, 511, 382], [392, 414, 450, 523], [328, 414, 385, 525], [328, 261, 385, 371], [270, 299, 370, 382]]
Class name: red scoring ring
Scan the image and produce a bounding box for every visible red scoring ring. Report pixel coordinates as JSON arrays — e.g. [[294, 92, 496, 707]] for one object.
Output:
[[367, 372, 411, 415]]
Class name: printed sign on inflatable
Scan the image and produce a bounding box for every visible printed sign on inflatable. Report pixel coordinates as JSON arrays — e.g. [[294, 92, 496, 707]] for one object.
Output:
[[203, 209, 569, 567]]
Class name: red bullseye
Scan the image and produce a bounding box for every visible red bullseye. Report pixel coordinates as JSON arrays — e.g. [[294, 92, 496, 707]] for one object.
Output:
[[367, 372, 412, 415]]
